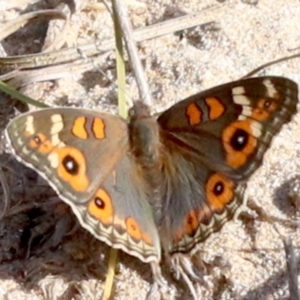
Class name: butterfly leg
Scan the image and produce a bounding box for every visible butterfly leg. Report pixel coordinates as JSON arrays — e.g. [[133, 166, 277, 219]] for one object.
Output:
[[146, 262, 167, 300], [170, 253, 209, 299]]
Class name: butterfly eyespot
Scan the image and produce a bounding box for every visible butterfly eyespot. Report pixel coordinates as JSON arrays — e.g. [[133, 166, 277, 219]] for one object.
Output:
[[88, 189, 114, 224], [52, 147, 89, 191], [263, 99, 272, 109], [129, 222, 137, 231], [213, 181, 224, 196], [125, 218, 153, 245], [222, 120, 258, 168], [206, 173, 234, 210], [230, 128, 249, 151], [95, 196, 105, 209], [173, 210, 199, 242], [126, 218, 142, 240], [251, 98, 278, 121], [187, 215, 194, 225], [185, 210, 199, 235], [62, 155, 79, 175], [262, 99, 277, 112], [28, 133, 47, 148], [33, 135, 41, 144]]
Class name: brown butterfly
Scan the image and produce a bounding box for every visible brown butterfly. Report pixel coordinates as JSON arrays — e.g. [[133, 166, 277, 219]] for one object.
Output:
[[4, 76, 298, 298]]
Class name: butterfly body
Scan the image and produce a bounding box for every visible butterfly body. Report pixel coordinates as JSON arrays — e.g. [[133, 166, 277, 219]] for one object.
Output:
[[4, 76, 298, 296]]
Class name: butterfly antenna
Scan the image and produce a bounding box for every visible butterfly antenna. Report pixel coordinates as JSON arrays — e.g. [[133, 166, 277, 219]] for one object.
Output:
[[241, 52, 300, 79]]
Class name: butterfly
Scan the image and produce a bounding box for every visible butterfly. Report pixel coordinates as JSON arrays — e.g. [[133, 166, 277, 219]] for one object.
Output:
[[4, 76, 298, 298]]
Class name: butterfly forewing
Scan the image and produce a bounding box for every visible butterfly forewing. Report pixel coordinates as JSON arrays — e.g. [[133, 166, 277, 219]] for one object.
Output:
[[158, 77, 298, 180], [6, 108, 128, 201]]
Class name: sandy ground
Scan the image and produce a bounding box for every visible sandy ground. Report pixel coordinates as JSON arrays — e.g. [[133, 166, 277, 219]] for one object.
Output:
[[0, 0, 299, 299]]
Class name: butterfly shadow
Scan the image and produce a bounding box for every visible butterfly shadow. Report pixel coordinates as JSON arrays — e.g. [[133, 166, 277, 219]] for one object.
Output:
[[236, 181, 300, 300], [239, 241, 300, 300], [273, 175, 300, 217]]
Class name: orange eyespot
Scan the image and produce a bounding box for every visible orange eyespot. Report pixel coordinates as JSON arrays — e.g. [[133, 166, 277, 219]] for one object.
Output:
[[54, 147, 89, 191], [206, 173, 234, 211], [222, 120, 257, 168], [88, 189, 114, 224], [28, 133, 46, 148], [126, 217, 142, 240]]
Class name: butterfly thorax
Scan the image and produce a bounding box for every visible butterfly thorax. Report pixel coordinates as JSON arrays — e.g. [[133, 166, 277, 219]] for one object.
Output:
[[129, 101, 163, 167], [129, 102, 165, 214]]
